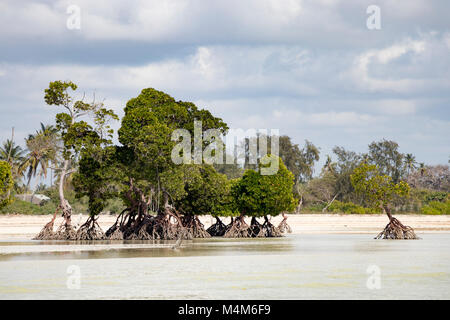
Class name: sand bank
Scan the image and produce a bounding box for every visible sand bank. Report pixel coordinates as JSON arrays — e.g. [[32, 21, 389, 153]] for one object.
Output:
[[0, 213, 449, 239]]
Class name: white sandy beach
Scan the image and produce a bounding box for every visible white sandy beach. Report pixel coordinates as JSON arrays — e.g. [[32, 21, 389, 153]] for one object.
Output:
[[0, 213, 449, 239]]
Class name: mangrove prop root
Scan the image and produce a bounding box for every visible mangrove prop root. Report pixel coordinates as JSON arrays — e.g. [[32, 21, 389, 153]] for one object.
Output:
[[249, 217, 265, 238], [278, 216, 292, 234], [105, 208, 128, 239], [53, 223, 77, 240], [146, 207, 190, 240], [224, 216, 250, 238], [206, 217, 228, 237], [52, 202, 76, 240], [106, 227, 124, 240], [76, 216, 106, 240], [33, 216, 57, 240], [182, 215, 210, 238], [376, 217, 419, 240], [262, 218, 282, 238], [106, 206, 190, 240], [33, 207, 60, 240]]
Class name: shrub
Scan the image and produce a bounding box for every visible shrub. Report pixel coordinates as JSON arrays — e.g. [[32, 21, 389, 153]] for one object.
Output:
[[424, 191, 449, 204], [0, 199, 56, 215], [421, 201, 450, 215], [304, 203, 327, 212], [327, 200, 381, 214]]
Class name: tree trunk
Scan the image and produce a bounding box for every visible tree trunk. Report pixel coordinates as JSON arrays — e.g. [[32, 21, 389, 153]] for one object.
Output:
[[376, 205, 418, 240], [383, 205, 393, 221], [296, 196, 303, 214], [322, 193, 339, 213], [59, 159, 72, 227]]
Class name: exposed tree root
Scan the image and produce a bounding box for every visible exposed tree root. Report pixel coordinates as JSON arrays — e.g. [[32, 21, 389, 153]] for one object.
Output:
[[75, 216, 105, 240], [249, 217, 265, 238], [33, 203, 77, 240], [51, 200, 76, 240], [53, 223, 77, 240], [224, 215, 250, 238], [33, 207, 58, 240], [105, 208, 128, 240], [182, 214, 210, 238], [261, 216, 282, 237], [105, 206, 190, 240], [206, 217, 228, 237], [277, 213, 292, 234], [106, 227, 124, 240], [376, 217, 419, 240]]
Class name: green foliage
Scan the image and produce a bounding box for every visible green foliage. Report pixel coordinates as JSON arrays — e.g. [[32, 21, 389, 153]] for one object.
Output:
[[22, 124, 59, 189], [117, 88, 228, 211], [43, 80, 119, 216], [0, 199, 56, 215], [232, 155, 296, 217], [72, 146, 122, 216], [213, 161, 243, 179], [351, 163, 410, 210], [0, 161, 14, 208], [303, 203, 327, 212], [44, 81, 77, 106], [331, 146, 363, 203], [46, 80, 118, 159], [304, 200, 381, 214], [368, 139, 406, 183], [328, 200, 381, 214], [0, 139, 26, 193], [424, 191, 448, 204], [276, 136, 320, 183], [172, 164, 235, 217], [421, 201, 450, 215], [0, 160, 14, 208], [244, 135, 320, 184]]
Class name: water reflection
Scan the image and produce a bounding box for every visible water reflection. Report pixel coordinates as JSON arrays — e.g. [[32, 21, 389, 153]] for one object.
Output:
[[0, 236, 297, 261]]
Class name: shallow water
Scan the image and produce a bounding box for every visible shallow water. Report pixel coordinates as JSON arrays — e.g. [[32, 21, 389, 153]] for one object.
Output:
[[0, 234, 449, 299]]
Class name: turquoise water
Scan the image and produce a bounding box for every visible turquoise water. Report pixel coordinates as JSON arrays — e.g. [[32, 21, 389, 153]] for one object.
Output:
[[0, 234, 449, 299]]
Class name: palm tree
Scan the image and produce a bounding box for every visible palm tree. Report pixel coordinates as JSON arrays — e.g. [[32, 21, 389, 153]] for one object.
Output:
[[0, 139, 27, 194], [418, 163, 426, 177], [21, 123, 60, 192], [322, 155, 336, 174], [0, 139, 26, 166], [404, 153, 417, 176]]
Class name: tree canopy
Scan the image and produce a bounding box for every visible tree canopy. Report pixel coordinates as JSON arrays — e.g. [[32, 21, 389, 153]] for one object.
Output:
[[232, 155, 296, 217], [351, 163, 410, 213], [117, 88, 229, 211], [0, 161, 14, 209]]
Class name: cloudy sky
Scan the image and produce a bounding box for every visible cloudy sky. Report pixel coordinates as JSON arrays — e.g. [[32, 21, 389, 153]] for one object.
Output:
[[1, 0, 449, 169]]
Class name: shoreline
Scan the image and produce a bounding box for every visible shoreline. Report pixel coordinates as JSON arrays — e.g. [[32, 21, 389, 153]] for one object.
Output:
[[0, 213, 449, 240]]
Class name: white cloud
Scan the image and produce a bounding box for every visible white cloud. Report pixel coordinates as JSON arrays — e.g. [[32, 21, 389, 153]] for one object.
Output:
[[350, 37, 436, 92], [374, 100, 416, 115], [376, 41, 425, 64], [0, 0, 449, 165]]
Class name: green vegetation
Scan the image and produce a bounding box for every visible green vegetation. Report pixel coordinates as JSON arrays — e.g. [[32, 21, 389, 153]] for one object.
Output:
[[223, 155, 296, 238], [0, 160, 14, 208], [32, 80, 119, 240], [2, 80, 449, 241], [0, 199, 55, 215], [421, 201, 450, 215], [327, 201, 381, 215], [351, 163, 418, 239]]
